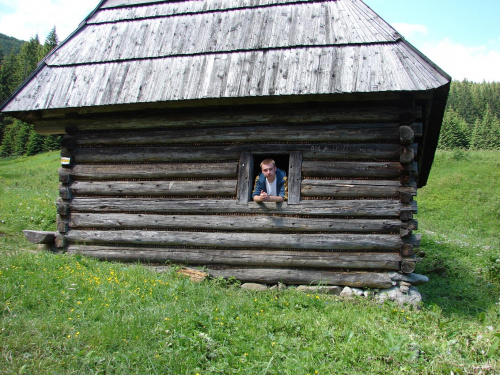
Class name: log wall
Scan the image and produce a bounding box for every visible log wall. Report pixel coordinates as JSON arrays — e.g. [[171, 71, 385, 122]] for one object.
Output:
[[56, 104, 421, 287]]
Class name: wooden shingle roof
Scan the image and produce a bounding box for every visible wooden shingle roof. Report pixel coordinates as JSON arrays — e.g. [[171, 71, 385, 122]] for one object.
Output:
[[2, 0, 450, 112]]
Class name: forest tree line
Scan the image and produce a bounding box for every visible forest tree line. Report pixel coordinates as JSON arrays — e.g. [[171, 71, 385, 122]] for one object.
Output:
[[440, 80, 500, 150], [0, 29, 61, 157], [1, 30, 500, 157]]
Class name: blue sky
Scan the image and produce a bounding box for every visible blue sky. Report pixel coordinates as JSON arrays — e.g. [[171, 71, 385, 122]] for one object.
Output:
[[365, 0, 500, 82], [0, 0, 499, 82]]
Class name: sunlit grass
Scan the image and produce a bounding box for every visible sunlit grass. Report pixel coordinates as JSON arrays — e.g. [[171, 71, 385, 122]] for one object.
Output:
[[2, 252, 498, 374], [0, 152, 59, 251]]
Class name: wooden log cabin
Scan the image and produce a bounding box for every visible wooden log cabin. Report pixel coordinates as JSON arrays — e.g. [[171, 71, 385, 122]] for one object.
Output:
[[1, 0, 450, 288]]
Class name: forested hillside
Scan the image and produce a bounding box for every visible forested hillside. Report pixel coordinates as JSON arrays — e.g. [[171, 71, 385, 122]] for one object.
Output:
[[0, 29, 61, 157], [0, 33, 24, 56], [440, 81, 500, 150], [1, 28, 499, 157]]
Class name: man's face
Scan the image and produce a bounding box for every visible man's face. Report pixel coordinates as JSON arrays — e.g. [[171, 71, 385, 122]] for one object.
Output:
[[261, 163, 277, 181]]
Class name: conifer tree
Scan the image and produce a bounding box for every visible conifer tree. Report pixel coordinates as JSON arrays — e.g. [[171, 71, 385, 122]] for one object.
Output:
[[42, 134, 62, 152], [12, 121, 30, 155], [438, 109, 469, 149], [0, 123, 16, 157], [39, 27, 59, 60], [26, 127, 44, 155], [0, 51, 18, 102], [470, 105, 500, 150], [15, 35, 41, 85]]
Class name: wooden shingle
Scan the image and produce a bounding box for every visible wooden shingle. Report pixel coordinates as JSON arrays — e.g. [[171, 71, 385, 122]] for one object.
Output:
[[2, 0, 449, 112]]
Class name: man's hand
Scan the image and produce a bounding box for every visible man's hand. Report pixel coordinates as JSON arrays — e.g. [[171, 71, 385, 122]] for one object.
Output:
[[259, 190, 269, 201], [253, 190, 284, 203]]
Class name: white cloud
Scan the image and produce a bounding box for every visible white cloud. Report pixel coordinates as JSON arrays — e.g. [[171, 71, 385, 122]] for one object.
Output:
[[0, 0, 98, 41], [392, 22, 429, 39], [420, 38, 500, 83]]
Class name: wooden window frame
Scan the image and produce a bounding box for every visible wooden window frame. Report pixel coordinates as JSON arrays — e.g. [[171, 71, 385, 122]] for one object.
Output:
[[237, 151, 302, 204]]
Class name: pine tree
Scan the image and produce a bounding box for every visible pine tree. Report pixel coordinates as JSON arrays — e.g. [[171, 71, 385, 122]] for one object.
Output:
[[0, 51, 18, 102], [438, 109, 469, 149], [42, 135, 62, 152], [26, 127, 44, 155], [12, 121, 30, 155], [15, 35, 42, 84], [470, 106, 500, 150], [39, 27, 59, 60], [0, 123, 16, 157]]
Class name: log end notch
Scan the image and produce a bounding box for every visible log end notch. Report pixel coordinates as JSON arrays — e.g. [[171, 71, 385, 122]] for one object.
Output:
[[23, 230, 57, 245], [22, 230, 63, 253]]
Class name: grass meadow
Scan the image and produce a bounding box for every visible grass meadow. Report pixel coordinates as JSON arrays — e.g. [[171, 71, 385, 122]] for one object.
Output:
[[0, 151, 499, 374]]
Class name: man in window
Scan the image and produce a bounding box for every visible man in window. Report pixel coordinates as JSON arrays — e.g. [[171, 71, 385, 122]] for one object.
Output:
[[252, 158, 287, 202]]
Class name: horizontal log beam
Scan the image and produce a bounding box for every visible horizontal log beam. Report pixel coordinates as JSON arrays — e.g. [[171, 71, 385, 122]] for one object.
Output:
[[35, 105, 423, 133], [301, 179, 415, 199], [304, 143, 402, 161], [302, 161, 402, 179], [67, 180, 237, 197], [68, 123, 404, 146], [65, 230, 403, 251], [207, 268, 393, 288], [72, 147, 240, 163], [59, 162, 238, 181], [63, 198, 417, 217], [70, 143, 408, 164], [68, 213, 404, 233], [66, 245, 403, 270]]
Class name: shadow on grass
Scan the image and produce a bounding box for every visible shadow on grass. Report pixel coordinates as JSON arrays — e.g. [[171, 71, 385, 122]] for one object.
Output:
[[416, 236, 499, 318]]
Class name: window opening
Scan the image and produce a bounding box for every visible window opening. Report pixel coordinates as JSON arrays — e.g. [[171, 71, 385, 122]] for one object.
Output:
[[238, 151, 301, 205]]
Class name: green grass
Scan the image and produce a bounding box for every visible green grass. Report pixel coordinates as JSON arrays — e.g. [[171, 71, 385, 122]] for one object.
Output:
[[1, 151, 499, 374], [0, 152, 60, 249], [416, 150, 500, 317]]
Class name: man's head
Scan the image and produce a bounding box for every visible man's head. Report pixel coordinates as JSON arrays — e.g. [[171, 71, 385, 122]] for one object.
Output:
[[260, 159, 277, 182]]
